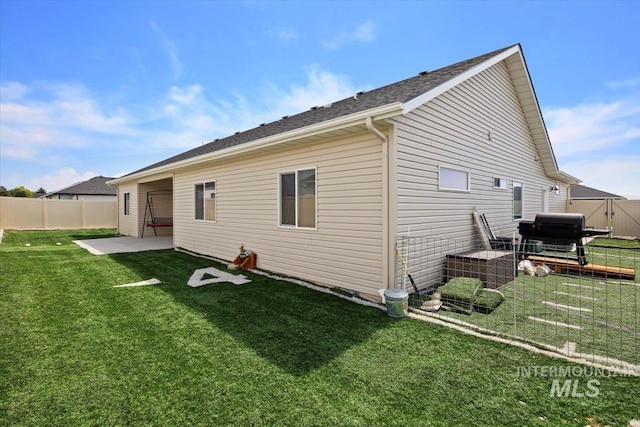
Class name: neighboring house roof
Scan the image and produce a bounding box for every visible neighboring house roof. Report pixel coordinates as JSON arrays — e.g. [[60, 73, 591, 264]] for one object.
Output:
[[570, 184, 625, 200], [110, 44, 578, 186], [44, 176, 117, 198]]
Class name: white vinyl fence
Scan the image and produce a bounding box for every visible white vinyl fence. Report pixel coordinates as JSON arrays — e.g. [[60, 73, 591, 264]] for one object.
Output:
[[0, 197, 117, 230]]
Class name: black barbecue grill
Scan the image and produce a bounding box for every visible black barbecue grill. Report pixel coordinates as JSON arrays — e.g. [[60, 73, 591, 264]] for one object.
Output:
[[518, 213, 610, 265]]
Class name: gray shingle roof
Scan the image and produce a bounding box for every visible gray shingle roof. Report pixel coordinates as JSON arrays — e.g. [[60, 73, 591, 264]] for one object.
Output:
[[570, 184, 625, 200], [48, 176, 117, 196], [126, 45, 515, 177]]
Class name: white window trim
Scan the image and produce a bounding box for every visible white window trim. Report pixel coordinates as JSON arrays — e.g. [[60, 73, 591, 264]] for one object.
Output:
[[493, 177, 507, 190], [438, 165, 470, 192], [194, 180, 217, 223], [513, 181, 523, 221], [278, 167, 317, 230]]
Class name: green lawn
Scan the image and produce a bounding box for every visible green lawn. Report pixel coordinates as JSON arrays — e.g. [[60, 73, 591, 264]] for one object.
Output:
[[587, 238, 640, 271], [1, 230, 639, 426]]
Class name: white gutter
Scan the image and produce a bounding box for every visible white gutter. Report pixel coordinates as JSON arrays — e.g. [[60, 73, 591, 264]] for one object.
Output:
[[108, 102, 403, 186], [549, 170, 581, 185]]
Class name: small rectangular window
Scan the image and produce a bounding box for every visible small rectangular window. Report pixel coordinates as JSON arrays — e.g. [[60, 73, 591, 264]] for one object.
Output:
[[513, 182, 523, 220], [195, 181, 216, 221], [280, 173, 296, 226], [279, 168, 316, 228], [204, 182, 216, 221], [195, 184, 204, 220], [124, 192, 130, 216], [493, 177, 507, 189], [439, 166, 469, 192], [297, 169, 316, 228]]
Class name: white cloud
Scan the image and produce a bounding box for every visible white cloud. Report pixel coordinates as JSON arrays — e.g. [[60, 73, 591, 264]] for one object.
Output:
[[353, 20, 376, 42], [26, 167, 98, 194], [321, 20, 377, 50], [264, 64, 360, 115], [150, 19, 183, 79], [0, 81, 29, 100], [544, 90, 640, 200], [605, 76, 640, 90], [563, 155, 640, 200], [148, 65, 360, 145], [277, 28, 298, 42], [0, 81, 137, 160], [168, 84, 203, 105], [0, 65, 362, 189], [544, 97, 640, 159]]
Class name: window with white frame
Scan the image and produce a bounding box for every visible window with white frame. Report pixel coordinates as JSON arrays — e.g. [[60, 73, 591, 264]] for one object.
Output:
[[279, 168, 316, 228], [124, 192, 130, 215], [513, 181, 523, 220], [439, 166, 470, 192], [194, 181, 216, 221], [493, 177, 507, 189]]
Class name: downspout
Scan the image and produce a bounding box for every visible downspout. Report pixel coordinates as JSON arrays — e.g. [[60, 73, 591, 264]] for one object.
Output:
[[366, 116, 387, 144], [366, 117, 390, 291]]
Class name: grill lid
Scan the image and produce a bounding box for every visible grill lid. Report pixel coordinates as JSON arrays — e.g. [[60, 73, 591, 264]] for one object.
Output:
[[532, 213, 585, 239], [534, 213, 585, 228]]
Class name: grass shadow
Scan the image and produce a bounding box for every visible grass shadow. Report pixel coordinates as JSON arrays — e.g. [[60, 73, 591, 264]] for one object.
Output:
[[69, 229, 119, 241], [109, 249, 392, 376], [0, 228, 118, 247]]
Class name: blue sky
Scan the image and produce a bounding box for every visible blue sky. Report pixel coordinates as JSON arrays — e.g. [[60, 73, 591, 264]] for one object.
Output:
[[1, 1, 639, 198]]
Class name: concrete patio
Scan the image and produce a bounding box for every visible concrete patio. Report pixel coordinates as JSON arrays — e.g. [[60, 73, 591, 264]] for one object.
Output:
[[73, 235, 174, 255]]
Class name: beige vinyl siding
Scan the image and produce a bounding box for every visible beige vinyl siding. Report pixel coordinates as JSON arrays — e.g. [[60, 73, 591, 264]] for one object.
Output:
[[117, 184, 138, 236], [393, 60, 566, 238], [173, 132, 384, 295], [549, 185, 569, 212], [390, 60, 567, 288]]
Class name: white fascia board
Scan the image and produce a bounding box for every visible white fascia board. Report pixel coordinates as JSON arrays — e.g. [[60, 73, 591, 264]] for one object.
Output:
[[108, 102, 403, 186], [544, 170, 580, 185], [402, 45, 522, 114], [555, 171, 581, 185], [509, 52, 561, 173], [138, 172, 174, 183]]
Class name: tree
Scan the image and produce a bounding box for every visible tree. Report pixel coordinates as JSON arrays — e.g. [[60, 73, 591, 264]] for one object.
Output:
[[33, 187, 47, 198], [5, 186, 34, 198], [0, 185, 6, 196]]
